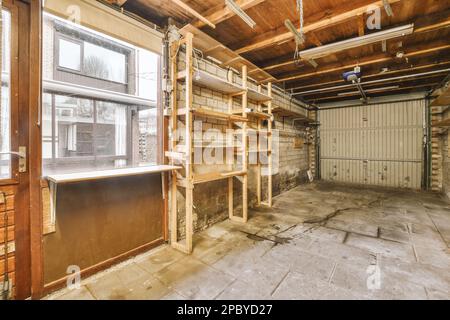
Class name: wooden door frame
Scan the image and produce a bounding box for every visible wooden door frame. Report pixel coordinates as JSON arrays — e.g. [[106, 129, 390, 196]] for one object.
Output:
[[28, 0, 44, 299], [0, 0, 42, 300]]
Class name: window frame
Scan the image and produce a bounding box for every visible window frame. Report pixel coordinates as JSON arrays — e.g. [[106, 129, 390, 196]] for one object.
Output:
[[42, 92, 133, 169], [53, 21, 131, 87], [41, 14, 163, 175], [0, 7, 19, 185], [56, 35, 83, 73]]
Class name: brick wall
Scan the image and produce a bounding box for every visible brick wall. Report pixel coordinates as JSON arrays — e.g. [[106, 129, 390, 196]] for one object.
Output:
[[173, 50, 312, 236], [436, 106, 450, 196], [0, 186, 16, 299]]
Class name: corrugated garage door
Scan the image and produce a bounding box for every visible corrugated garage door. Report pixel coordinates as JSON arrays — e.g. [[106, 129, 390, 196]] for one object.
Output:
[[320, 100, 425, 189]]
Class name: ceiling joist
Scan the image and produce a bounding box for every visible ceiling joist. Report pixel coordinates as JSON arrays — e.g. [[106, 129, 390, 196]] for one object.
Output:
[[287, 61, 450, 92], [261, 15, 450, 73], [193, 0, 265, 28], [104, 0, 128, 6], [313, 83, 439, 102], [276, 42, 450, 83], [234, 0, 402, 54], [170, 0, 216, 29]]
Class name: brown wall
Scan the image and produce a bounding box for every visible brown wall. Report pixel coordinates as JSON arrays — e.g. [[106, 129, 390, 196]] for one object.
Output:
[[43, 174, 164, 284], [434, 106, 450, 196]]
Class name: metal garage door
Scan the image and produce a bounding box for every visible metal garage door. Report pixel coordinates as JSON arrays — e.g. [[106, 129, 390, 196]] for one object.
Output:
[[320, 100, 426, 189]]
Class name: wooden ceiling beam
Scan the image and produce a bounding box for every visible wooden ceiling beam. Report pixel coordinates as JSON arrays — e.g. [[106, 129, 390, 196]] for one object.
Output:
[[357, 14, 365, 36], [193, 0, 266, 28], [103, 0, 128, 6], [310, 82, 439, 103], [276, 41, 450, 83], [234, 0, 402, 54], [170, 0, 216, 29], [300, 74, 447, 97], [308, 32, 323, 47], [262, 14, 450, 73], [287, 60, 450, 91]]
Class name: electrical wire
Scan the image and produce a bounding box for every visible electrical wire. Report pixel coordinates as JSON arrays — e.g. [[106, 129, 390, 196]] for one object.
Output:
[[294, 0, 305, 66]]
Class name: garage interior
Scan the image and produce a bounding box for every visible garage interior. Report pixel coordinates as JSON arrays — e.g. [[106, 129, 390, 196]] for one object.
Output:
[[0, 0, 449, 300]]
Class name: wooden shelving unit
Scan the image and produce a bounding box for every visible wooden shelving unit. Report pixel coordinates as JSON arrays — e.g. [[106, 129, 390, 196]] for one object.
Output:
[[168, 31, 269, 254], [248, 84, 274, 207]]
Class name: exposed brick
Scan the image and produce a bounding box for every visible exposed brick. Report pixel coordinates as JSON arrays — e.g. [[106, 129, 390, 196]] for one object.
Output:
[[173, 50, 312, 238]]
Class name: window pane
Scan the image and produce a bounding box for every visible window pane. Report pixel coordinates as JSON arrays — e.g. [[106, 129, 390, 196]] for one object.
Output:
[[138, 108, 157, 165], [42, 13, 160, 175], [55, 95, 94, 158], [0, 10, 11, 179], [96, 102, 127, 157], [136, 49, 158, 100], [42, 93, 53, 159], [84, 42, 126, 83], [59, 38, 81, 71]]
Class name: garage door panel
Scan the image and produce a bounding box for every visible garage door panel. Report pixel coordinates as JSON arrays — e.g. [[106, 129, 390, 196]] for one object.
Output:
[[320, 100, 425, 189]]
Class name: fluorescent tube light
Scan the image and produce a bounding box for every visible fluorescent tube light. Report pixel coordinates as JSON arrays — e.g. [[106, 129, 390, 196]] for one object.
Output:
[[225, 0, 256, 29], [285, 19, 305, 45], [308, 59, 318, 68], [383, 0, 394, 17], [300, 24, 414, 60]]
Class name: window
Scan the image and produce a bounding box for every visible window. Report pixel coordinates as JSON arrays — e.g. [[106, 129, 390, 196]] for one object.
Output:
[[0, 10, 11, 179], [42, 13, 160, 175], [43, 94, 129, 174], [55, 22, 129, 86], [84, 42, 126, 83], [58, 38, 81, 71]]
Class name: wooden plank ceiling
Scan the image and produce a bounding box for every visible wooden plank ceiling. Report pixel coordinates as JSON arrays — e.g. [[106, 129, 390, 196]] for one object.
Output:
[[106, 0, 450, 105]]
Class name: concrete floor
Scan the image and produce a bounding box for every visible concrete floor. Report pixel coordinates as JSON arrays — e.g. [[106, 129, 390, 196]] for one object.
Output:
[[45, 182, 450, 300]]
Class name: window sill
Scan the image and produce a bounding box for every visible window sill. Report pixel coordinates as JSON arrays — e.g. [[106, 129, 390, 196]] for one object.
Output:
[[45, 165, 181, 184]]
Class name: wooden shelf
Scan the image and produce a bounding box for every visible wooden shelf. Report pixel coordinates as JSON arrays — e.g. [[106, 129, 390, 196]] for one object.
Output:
[[248, 88, 272, 103], [247, 110, 272, 120], [178, 69, 242, 95], [271, 107, 314, 123], [189, 106, 248, 122], [179, 24, 276, 84], [46, 165, 181, 184], [236, 150, 271, 155], [193, 171, 247, 184], [169, 30, 272, 254]]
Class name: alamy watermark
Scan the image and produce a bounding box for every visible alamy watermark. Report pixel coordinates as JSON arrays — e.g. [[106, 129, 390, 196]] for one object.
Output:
[[172, 121, 280, 174]]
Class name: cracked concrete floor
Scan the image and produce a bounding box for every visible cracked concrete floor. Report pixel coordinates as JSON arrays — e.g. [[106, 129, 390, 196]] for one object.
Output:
[[45, 182, 450, 300]]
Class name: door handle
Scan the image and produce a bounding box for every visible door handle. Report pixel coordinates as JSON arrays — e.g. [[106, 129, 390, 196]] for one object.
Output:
[[0, 151, 25, 158], [0, 146, 27, 173]]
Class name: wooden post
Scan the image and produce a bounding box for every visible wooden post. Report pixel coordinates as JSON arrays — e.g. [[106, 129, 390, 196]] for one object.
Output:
[[267, 82, 273, 207], [242, 65, 248, 222], [185, 32, 194, 253], [227, 70, 234, 220], [170, 42, 179, 247], [256, 85, 262, 206]]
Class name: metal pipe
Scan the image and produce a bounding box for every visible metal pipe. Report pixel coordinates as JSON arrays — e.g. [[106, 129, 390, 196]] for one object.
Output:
[[292, 69, 450, 96], [354, 81, 367, 103]]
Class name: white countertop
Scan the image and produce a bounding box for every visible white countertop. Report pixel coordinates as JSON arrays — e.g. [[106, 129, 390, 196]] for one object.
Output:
[[46, 165, 181, 184]]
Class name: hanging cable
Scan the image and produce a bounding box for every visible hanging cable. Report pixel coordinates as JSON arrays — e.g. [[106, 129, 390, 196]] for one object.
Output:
[[293, 0, 305, 66], [192, 48, 203, 81], [297, 0, 304, 39]]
